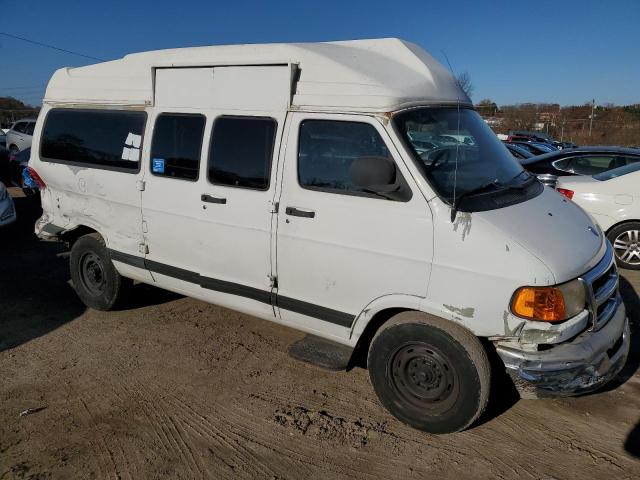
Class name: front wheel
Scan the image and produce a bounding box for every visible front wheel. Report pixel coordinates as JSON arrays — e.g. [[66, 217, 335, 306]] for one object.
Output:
[[607, 222, 640, 270], [70, 233, 132, 310], [368, 312, 491, 434]]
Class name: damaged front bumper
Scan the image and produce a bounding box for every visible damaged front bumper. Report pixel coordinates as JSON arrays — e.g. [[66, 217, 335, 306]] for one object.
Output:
[[495, 296, 630, 398]]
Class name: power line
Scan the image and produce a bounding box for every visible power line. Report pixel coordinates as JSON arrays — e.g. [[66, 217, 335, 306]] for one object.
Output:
[[0, 32, 105, 62]]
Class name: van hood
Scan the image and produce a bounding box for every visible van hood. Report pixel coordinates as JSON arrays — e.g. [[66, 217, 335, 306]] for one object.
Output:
[[475, 187, 604, 283]]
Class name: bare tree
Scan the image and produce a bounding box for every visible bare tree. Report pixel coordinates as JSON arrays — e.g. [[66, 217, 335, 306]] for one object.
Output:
[[455, 71, 474, 99]]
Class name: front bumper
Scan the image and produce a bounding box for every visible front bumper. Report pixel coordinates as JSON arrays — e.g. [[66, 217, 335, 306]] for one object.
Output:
[[496, 296, 630, 398]]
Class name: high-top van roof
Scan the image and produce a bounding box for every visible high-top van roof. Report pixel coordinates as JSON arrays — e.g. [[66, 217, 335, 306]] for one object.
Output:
[[43, 38, 469, 113]]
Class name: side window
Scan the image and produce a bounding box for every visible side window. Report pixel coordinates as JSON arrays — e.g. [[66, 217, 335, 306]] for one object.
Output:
[[41, 109, 146, 172], [13, 122, 26, 133], [571, 155, 615, 175], [150, 114, 205, 181], [24, 122, 35, 136], [298, 120, 410, 201], [553, 158, 573, 172], [208, 116, 276, 190]]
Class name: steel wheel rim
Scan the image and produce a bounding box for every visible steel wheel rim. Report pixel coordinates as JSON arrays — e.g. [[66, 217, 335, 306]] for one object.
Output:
[[613, 229, 640, 265], [388, 342, 459, 413], [79, 252, 106, 296]]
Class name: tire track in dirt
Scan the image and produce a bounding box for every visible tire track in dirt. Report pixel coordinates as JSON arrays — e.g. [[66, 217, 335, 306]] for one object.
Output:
[[64, 335, 209, 479], [62, 329, 281, 479]]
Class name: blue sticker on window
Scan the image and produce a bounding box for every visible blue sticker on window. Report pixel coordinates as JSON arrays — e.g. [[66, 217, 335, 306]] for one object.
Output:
[[152, 158, 165, 174]]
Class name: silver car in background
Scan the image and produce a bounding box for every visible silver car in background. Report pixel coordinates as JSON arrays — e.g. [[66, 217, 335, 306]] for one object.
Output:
[[0, 181, 17, 227], [5, 119, 36, 152]]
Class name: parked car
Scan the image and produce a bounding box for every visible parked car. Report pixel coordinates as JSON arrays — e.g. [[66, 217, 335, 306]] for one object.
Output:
[[504, 143, 534, 159], [29, 38, 629, 434], [556, 162, 640, 269], [5, 118, 36, 152], [0, 181, 16, 227], [520, 146, 640, 187], [0, 130, 6, 149], [507, 131, 553, 143], [506, 141, 556, 156]]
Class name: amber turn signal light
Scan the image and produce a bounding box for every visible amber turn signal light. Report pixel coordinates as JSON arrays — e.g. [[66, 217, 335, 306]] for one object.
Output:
[[511, 286, 566, 322]]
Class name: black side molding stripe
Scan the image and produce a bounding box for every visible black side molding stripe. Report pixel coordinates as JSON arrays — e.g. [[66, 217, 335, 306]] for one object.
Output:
[[145, 259, 200, 284], [107, 249, 353, 327], [277, 296, 355, 328], [108, 249, 146, 269], [199, 276, 272, 305]]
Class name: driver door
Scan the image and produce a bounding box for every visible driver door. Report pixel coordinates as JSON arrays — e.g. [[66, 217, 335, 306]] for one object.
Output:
[[274, 113, 433, 339]]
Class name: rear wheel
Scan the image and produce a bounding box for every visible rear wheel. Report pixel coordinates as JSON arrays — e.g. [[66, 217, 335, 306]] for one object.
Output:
[[368, 312, 491, 434], [70, 233, 132, 310], [607, 222, 640, 270], [8, 145, 18, 153]]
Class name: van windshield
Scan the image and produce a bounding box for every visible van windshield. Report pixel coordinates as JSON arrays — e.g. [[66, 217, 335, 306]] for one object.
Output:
[[394, 107, 541, 210]]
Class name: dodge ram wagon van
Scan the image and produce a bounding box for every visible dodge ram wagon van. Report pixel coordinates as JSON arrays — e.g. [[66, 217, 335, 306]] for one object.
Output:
[[30, 39, 630, 434]]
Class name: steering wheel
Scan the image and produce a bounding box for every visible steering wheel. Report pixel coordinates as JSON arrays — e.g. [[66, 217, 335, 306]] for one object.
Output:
[[420, 146, 456, 172]]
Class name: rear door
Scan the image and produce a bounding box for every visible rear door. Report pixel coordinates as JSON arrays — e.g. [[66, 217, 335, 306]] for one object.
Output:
[[274, 113, 433, 340], [142, 65, 290, 319]]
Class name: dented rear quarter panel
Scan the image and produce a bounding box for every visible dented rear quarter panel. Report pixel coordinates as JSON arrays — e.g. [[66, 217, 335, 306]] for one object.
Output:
[[31, 104, 148, 281]]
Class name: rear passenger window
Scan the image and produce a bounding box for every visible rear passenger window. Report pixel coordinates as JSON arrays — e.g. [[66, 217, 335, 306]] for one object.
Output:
[[150, 114, 205, 180], [208, 117, 276, 190], [13, 122, 26, 133], [25, 122, 35, 135], [298, 120, 410, 200], [41, 109, 146, 172]]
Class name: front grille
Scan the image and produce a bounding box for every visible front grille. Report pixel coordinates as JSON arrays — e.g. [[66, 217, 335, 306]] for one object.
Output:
[[580, 241, 619, 331]]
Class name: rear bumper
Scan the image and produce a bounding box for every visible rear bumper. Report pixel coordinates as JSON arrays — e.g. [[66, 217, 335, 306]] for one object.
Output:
[[496, 296, 630, 398]]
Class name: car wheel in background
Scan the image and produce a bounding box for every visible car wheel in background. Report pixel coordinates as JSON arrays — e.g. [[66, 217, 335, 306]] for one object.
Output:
[[367, 311, 491, 434], [70, 233, 133, 310], [608, 222, 640, 270], [8, 145, 19, 153]]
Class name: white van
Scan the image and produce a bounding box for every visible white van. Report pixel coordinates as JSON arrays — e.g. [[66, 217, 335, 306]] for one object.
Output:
[[30, 39, 629, 433]]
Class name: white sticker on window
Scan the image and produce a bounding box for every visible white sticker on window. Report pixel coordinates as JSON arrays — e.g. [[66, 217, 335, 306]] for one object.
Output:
[[122, 147, 132, 160], [125, 132, 135, 146], [128, 148, 140, 162], [130, 134, 141, 149]]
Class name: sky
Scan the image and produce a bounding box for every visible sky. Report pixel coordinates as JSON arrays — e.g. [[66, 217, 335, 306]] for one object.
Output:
[[0, 0, 638, 107]]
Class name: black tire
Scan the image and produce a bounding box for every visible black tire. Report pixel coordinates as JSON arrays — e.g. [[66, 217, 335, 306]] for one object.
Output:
[[8, 145, 19, 153], [70, 233, 132, 310], [607, 222, 640, 270], [368, 312, 491, 434]]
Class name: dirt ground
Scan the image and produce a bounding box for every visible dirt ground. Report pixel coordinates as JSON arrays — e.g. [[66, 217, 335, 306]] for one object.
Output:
[[1, 190, 639, 480]]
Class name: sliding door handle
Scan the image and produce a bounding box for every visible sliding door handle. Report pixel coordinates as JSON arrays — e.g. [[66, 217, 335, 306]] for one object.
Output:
[[201, 194, 227, 204], [285, 206, 315, 218]]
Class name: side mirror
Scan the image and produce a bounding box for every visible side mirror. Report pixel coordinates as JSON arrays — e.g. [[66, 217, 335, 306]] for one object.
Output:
[[350, 156, 397, 192]]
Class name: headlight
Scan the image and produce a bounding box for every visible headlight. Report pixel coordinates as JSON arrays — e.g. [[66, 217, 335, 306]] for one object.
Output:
[[511, 278, 586, 322], [0, 184, 7, 201]]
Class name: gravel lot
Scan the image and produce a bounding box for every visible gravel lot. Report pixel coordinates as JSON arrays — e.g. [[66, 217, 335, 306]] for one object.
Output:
[[1, 190, 639, 479]]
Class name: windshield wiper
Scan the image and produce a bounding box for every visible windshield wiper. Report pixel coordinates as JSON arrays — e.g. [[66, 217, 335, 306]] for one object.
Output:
[[450, 180, 504, 222]]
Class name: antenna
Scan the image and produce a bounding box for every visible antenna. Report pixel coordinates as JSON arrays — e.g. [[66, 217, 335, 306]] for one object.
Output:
[[442, 50, 463, 222], [441, 50, 456, 76]]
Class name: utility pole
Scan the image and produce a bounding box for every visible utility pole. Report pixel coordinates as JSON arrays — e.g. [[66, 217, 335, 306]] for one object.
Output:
[[589, 99, 595, 137]]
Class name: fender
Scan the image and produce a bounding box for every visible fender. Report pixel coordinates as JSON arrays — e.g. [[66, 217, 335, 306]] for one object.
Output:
[[349, 293, 425, 343]]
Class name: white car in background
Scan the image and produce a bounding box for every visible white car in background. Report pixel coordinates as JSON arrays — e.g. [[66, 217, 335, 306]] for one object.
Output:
[[556, 162, 640, 269], [0, 181, 16, 227], [5, 119, 36, 152]]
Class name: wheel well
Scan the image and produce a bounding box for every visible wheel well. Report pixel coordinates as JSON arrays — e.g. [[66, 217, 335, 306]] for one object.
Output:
[[348, 307, 409, 369], [60, 225, 101, 248], [605, 219, 640, 236]]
